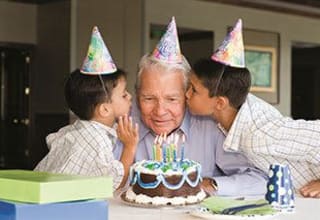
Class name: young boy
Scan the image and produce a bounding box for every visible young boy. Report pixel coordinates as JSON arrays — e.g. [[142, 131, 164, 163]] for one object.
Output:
[[35, 69, 138, 191], [35, 27, 138, 191], [186, 19, 320, 198]]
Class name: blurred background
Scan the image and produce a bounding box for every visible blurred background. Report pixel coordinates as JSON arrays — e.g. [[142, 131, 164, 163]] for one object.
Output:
[[1, 0, 320, 169]]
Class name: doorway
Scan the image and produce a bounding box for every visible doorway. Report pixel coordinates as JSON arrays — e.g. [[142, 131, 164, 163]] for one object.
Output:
[[291, 43, 320, 120], [0, 45, 33, 169]]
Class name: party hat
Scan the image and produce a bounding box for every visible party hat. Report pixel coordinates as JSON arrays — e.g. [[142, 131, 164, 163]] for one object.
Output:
[[211, 19, 245, 68], [265, 164, 295, 212], [81, 26, 117, 75], [152, 17, 182, 63]]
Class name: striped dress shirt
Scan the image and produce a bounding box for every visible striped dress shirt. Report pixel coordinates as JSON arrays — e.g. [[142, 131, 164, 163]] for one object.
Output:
[[223, 93, 320, 190], [114, 102, 268, 196], [35, 120, 124, 191]]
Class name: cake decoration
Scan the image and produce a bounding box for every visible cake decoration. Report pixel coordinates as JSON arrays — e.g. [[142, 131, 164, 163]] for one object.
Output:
[[124, 132, 206, 206]]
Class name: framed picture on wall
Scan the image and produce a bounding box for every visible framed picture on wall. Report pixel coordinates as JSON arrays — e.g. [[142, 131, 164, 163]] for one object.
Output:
[[245, 45, 277, 93], [243, 28, 280, 104]]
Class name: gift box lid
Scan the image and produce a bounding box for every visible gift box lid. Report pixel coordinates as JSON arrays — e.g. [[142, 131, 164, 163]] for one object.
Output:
[[0, 170, 113, 204], [0, 199, 108, 220]]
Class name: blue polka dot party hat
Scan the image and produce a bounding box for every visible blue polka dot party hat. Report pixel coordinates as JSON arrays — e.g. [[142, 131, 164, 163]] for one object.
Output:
[[265, 164, 295, 212]]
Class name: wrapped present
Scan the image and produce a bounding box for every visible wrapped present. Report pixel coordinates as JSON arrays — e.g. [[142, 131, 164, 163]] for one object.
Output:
[[0, 170, 112, 203], [0, 199, 108, 220]]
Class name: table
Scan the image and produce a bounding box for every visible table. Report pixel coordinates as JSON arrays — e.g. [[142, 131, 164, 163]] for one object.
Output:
[[108, 196, 319, 220]]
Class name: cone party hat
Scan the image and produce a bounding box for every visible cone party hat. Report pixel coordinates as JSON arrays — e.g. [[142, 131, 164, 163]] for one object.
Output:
[[81, 26, 117, 75], [211, 19, 245, 68], [152, 17, 182, 63]]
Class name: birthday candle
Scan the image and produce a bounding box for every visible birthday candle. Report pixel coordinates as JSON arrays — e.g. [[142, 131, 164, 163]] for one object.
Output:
[[173, 148, 177, 162], [173, 133, 179, 162], [166, 142, 170, 162], [159, 146, 162, 162], [181, 134, 185, 161], [162, 140, 167, 163], [152, 145, 156, 160], [157, 136, 163, 161], [162, 133, 167, 163], [152, 135, 159, 160]]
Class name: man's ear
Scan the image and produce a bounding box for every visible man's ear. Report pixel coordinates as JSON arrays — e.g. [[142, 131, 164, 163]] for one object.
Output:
[[215, 96, 229, 111]]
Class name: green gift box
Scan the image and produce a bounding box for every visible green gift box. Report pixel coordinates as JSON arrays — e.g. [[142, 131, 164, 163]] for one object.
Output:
[[0, 170, 113, 204]]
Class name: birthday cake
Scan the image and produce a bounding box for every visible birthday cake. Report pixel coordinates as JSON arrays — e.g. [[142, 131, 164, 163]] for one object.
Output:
[[124, 159, 206, 206]]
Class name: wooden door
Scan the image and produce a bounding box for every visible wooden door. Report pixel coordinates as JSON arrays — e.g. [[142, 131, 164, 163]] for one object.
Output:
[[0, 47, 31, 168]]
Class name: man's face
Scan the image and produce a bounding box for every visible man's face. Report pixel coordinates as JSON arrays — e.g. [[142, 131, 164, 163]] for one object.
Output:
[[138, 67, 186, 135], [186, 73, 215, 116]]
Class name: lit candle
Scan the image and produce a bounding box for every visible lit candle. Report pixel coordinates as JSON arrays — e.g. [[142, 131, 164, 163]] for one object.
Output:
[[156, 136, 163, 161], [181, 134, 185, 161], [162, 133, 167, 163], [162, 143, 166, 163], [152, 135, 158, 160], [173, 133, 179, 162]]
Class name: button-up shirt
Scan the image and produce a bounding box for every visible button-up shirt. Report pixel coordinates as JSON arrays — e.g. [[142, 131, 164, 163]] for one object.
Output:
[[35, 120, 124, 191], [113, 103, 268, 196], [223, 93, 320, 190]]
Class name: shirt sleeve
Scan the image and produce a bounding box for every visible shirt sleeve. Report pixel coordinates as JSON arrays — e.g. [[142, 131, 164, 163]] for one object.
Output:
[[214, 145, 268, 196], [92, 139, 124, 191], [113, 139, 124, 160]]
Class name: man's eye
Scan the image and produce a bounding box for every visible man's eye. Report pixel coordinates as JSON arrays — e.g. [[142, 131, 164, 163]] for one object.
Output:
[[167, 98, 179, 103], [123, 94, 127, 98]]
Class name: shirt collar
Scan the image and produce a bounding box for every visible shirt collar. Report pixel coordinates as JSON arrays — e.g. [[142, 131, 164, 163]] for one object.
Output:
[[89, 120, 118, 138], [223, 97, 249, 151], [217, 123, 228, 136], [179, 109, 191, 138]]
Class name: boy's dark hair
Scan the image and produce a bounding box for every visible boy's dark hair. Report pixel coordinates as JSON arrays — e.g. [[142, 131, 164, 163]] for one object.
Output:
[[64, 69, 126, 120], [192, 58, 251, 109]]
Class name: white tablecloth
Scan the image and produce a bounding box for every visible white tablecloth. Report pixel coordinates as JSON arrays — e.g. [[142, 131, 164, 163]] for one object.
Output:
[[108, 196, 319, 220]]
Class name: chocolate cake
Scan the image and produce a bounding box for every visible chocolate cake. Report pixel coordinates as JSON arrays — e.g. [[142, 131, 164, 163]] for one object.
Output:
[[124, 159, 206, 206]]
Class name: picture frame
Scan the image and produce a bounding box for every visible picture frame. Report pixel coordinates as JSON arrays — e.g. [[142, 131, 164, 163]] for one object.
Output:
[[242, 28, 280, 104], [245, 45, 277, 93]]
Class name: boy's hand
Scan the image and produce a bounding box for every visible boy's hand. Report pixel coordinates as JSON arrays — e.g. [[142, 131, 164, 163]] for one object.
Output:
[[201, 177, 218, 196], [117, 115, 139, 189], [299, 180, 320, 198], [116, 115, 139, 150]]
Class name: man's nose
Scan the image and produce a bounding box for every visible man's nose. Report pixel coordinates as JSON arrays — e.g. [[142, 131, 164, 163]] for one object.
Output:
[[153, 101, 167, 116]]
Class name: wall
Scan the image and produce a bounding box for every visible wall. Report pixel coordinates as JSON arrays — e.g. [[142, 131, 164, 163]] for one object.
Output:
[[34, 1, 70, 114], [72, 0, 143, 94], [144, 0, 320, 116], [1, 0, 320, 116], [30, 1, 71, 167], [0, 1, 37, 44]]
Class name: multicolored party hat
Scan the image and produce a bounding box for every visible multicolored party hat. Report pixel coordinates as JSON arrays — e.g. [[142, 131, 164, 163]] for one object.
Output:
[[211, 19, 245, 68], [81, 26, 117, 75], [152, 17, 182, 63]]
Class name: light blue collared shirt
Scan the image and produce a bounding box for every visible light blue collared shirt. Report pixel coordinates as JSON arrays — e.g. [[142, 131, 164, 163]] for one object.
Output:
[[113, 104, 268, 196]]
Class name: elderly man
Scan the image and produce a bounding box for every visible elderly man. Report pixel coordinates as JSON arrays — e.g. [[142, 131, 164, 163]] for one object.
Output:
[[114, 18, 267, 196]]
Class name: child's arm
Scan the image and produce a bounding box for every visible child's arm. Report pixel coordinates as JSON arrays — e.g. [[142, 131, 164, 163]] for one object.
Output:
[[116, 115, 139, 189], [300, 180, 320, 198]]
